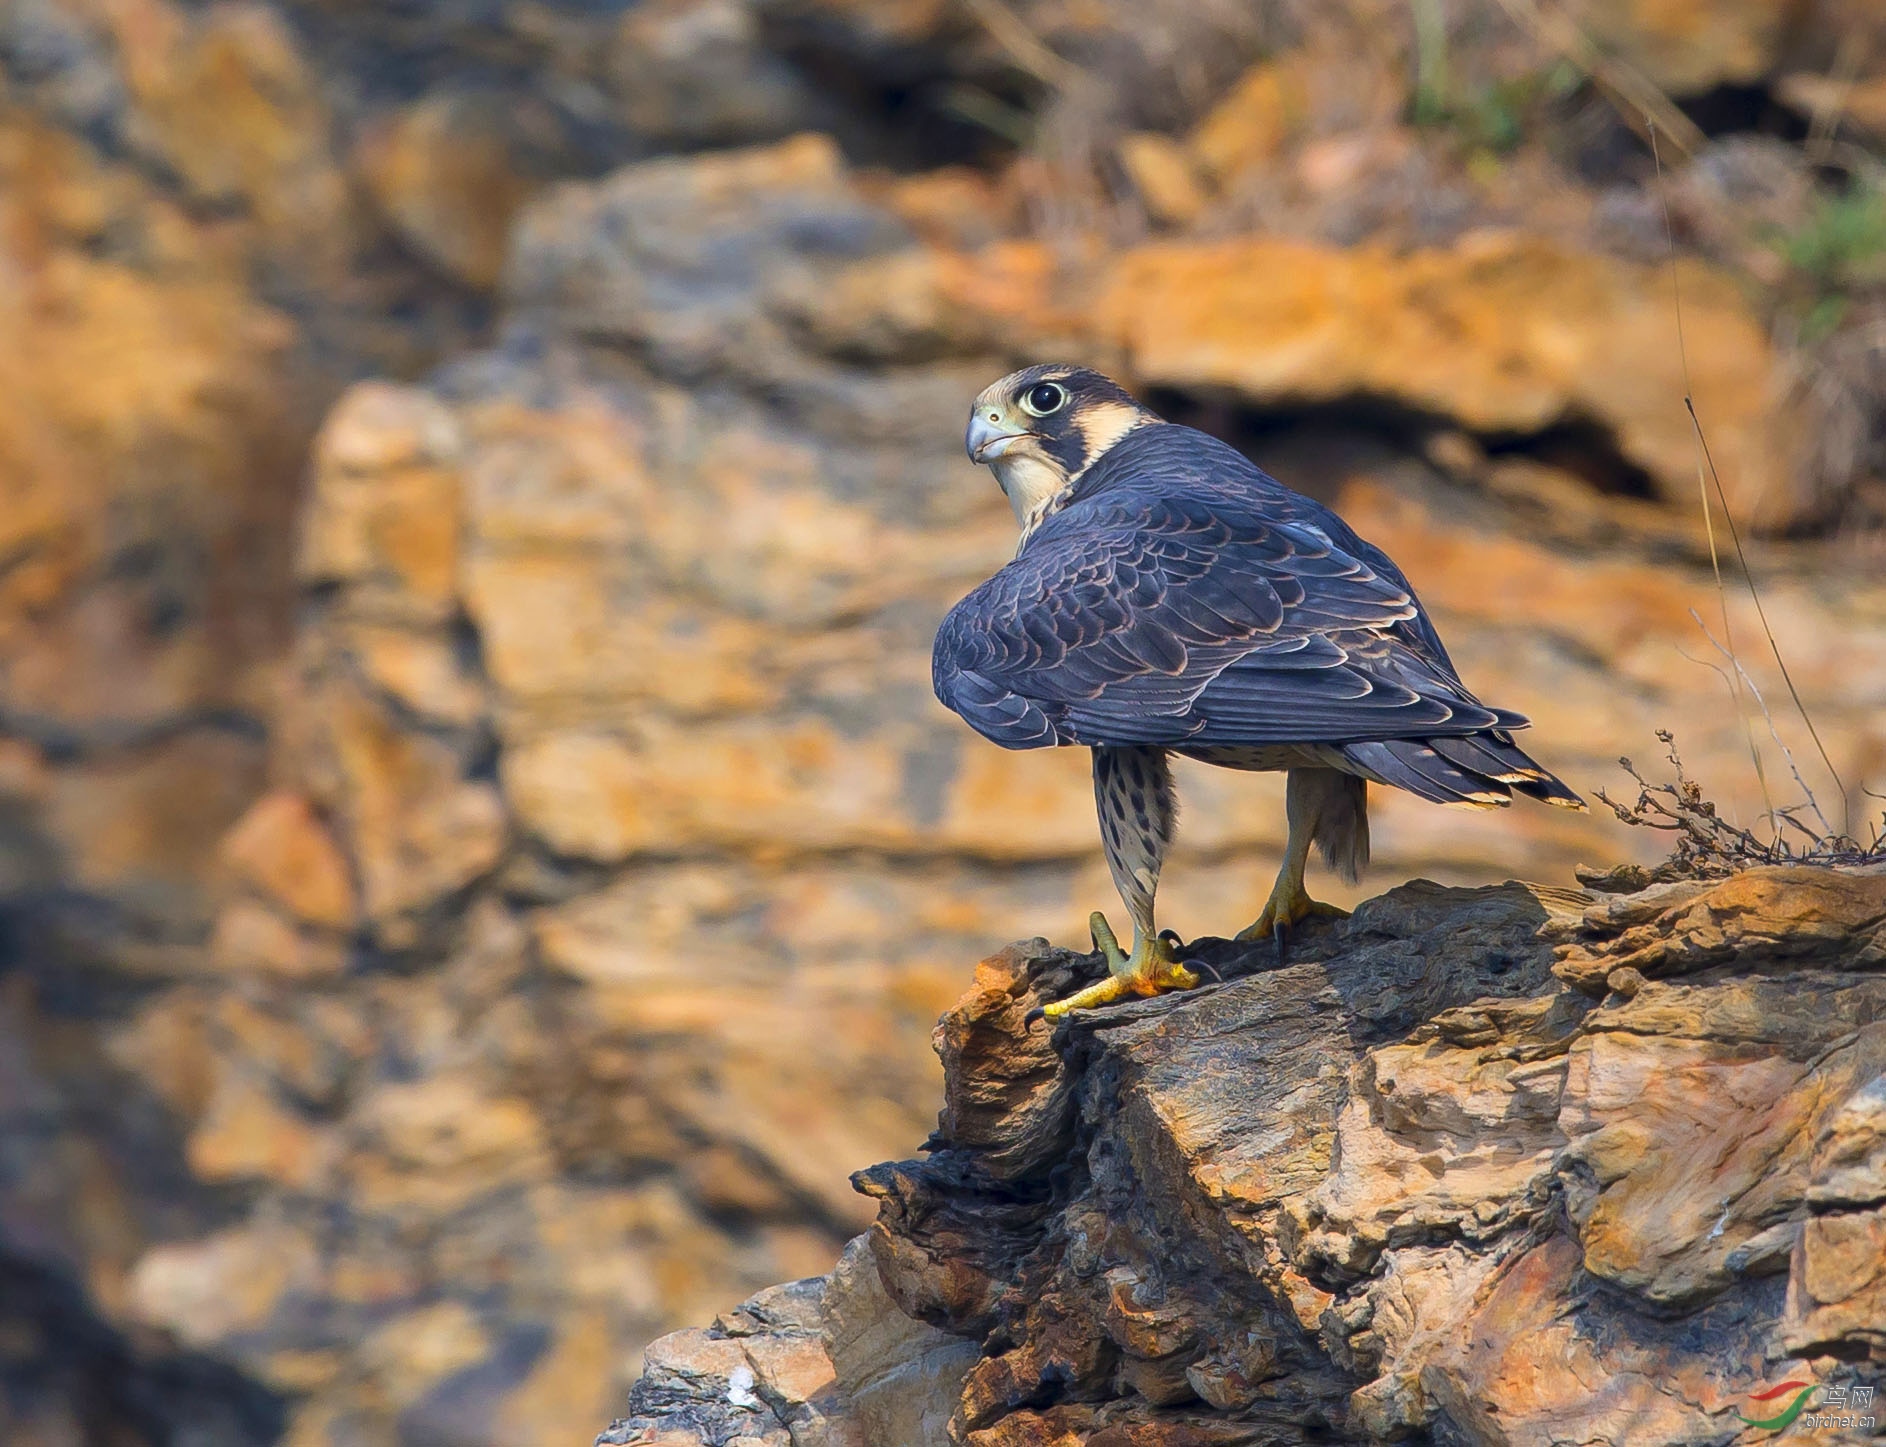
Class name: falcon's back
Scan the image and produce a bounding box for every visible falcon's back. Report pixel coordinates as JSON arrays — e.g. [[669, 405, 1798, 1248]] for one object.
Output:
[[933, 421, 1502, 754]]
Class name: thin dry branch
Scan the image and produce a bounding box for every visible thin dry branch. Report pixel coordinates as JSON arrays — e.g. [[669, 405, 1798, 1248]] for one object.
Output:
[[1594, 732, 1884, 882], [958, 0, 1092, 95], [1648, 122, 1774, 823], [1683, 393, 1853, 828], [1486, 0, 1704, 156], [1688, 609, 1836, 839]]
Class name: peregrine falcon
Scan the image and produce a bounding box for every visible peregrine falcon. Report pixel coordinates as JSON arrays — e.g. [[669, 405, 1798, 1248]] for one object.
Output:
[[933, 365, 1585, 1017]]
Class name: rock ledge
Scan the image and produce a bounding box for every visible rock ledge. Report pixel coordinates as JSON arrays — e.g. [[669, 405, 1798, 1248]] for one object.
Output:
[[606, 865, 1886, 1445]]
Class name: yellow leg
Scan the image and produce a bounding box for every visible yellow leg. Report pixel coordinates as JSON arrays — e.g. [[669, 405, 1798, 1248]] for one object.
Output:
[[1237, 782, 1350, 942], [1237, 873, 1349, 941], [1040, 912, 1202, 1019]]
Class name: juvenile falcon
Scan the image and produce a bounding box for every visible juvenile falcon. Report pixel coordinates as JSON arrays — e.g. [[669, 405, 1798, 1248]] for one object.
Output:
[[933, 365, 1584, 1017]]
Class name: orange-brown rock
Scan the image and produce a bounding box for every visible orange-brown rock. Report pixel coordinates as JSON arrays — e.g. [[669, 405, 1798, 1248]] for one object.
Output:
[[1116, 134, 1208, 228], [598, 1276, 864, 1447], [0, 0, 525, 958], [0, 112, 300, 927], [6, 8, 1886, 1441], [354, 90, 545, 291], [1088, 235, 1792, 526], [615, 864, 1886, 1444], [1186, 59, 1310, 188], [217, 791, 356, 930]]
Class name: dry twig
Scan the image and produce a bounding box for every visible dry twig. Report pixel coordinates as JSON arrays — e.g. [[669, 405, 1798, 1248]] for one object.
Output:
[[1594, 732, 1885, 881], [1486, 0, 1704, 156]]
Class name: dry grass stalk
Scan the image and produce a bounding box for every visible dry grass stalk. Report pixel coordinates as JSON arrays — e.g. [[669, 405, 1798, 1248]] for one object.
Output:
[[1485, 0, 1703, 156]]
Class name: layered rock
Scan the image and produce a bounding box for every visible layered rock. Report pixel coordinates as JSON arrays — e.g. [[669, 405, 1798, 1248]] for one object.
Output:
[[616, 862, 1886, 1445], [817, 229, 1798, 522], [65, 130, 1886, 1444], [0, 0, 1012, 955], [1, 2, 1884, 1441], [0, 0, 1878, 960]]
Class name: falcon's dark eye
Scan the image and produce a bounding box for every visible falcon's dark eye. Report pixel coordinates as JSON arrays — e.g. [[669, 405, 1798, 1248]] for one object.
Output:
[[1021, 382, 1067, 417]]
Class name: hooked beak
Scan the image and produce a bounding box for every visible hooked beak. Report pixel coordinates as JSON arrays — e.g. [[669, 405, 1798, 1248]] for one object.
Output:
[[967, 412, 1033, 464]]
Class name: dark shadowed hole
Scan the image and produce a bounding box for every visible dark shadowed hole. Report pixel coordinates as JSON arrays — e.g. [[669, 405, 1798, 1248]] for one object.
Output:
[[1546, 77, 1810, 186], [757, 12, 1031, 172], [1680, 83, 1811, 145], [1482, 417, 1660, 501], [1143, 385, 1661, 504]]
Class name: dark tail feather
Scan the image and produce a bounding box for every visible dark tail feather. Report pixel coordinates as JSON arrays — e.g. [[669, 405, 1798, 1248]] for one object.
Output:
[[1341, 739, 1512, 807], [1427, 734, 1537, 781], [1511, 771, 1585, 809], [1428, 734, 1585, 809], [1348, 733, 1586, 810]]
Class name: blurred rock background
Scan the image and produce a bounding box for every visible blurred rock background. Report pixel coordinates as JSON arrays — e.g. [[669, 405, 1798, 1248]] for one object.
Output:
[[0, 0, 1882, 1442]]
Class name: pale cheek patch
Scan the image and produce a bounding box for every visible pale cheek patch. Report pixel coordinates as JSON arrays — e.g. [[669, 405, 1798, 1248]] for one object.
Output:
[[1074, 402, 1153, 472]]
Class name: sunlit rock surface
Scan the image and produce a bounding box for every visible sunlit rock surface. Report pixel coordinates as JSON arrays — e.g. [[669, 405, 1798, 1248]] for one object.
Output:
[[615, 863, 1886, 1445]]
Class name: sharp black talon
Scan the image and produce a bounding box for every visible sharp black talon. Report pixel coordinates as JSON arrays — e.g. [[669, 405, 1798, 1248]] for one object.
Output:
[[1275, 920, 1291, 966], [1189, 958, 1221, 984], [1024, 1006, 1047, 1027], [1158, 928, 1185, 949]]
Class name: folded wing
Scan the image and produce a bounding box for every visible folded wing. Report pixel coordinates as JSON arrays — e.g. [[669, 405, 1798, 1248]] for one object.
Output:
[[933, 489, 1523, 751]]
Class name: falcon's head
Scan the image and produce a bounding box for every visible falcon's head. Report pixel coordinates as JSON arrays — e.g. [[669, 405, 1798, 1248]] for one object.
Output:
[[966, 365, 1160, 533]]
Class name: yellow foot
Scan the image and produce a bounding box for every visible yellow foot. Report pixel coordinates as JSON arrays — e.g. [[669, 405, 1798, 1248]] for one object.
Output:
[[1236, 884, 1349, 943], [1040, 913, 1202, 1019]]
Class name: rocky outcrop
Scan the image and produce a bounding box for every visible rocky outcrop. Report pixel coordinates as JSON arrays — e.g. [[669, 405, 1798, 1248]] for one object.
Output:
[[614, 862, 1886, 1445], [4, 2, 1886, 1443], [810, 230, 1797, 522], [11, 104, 1886, 1447]]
